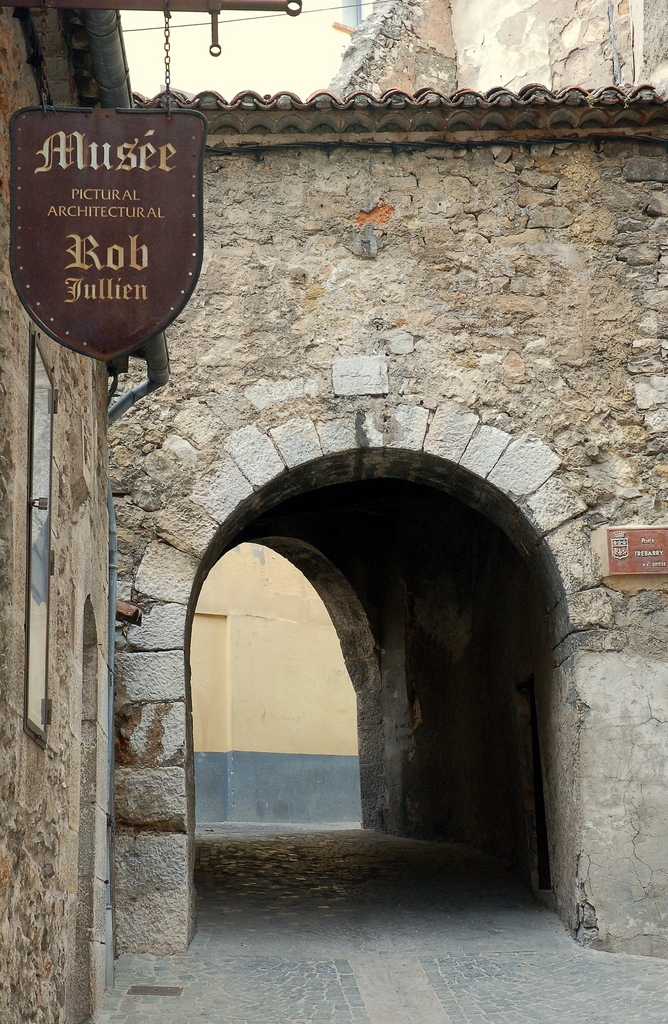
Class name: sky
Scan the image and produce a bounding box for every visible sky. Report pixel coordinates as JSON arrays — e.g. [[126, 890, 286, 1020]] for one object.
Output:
[[121, 1, 366, 102]]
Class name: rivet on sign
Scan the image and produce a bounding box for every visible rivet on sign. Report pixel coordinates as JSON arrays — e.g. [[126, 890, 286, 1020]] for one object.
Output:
[[170, 306, 174, 310], [36, 302, 40, 306], [50, 318, 54, 322], [188, 272, 192, 276], [26, 284, 30, 289], [66, 331, 69, 335], [181, 289, 185, 294], [192, 233, 196, 237], [192, 213, 196, 217], [191, 253, 196, 257]]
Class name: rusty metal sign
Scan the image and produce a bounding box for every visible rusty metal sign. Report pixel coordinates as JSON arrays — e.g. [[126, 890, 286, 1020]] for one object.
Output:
[[606, 526, 668, 575], [10, 106, 206, 361]]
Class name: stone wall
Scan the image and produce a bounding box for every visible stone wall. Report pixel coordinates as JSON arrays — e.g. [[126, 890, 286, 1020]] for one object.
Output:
[[0, 11, 111, 1023], [332, 0, 642, 98], [331, 0, 457, 98], [110, 111, 668, 958]]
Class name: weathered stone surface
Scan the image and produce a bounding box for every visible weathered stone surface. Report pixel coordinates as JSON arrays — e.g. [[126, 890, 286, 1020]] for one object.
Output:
[[155, 500, 218, 557], [244, 377, 319, 411], [115, 767, 187, 829], [567, 589, 615, 631], [380, 328, 414, 354], [225, 425, 285, 487], [488, 435, 560, 497], [191, 458, 253, 522], [270, 417, 323, 467], [385, 404, 430, 450], [634, 376, 668, 409], [645, 408, 668, 434], [528, 207, 574, 229], [117, 701, 186, 769], [114, 831, 192, 955], [115, 651, 185, 704], [544, 520, 602, 595], [523, 478, 587, 536], [173, 400, 223, 449], [575, 650, 668, 955], [135, 542, 199, 605], [332, 357, 389, 396], [423, 403, 479, 462], [623, 158, 668, 182], [317, 417, 358, 455], [459, 425, 511, 478], [127, 603, 187, 651]]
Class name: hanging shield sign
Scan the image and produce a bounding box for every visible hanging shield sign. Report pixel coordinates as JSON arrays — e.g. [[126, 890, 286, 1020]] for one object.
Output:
[[10, 107, 206, 361]]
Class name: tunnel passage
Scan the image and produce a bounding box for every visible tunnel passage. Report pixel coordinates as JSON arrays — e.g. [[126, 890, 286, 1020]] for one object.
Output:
[[220, 476, 554, 892]]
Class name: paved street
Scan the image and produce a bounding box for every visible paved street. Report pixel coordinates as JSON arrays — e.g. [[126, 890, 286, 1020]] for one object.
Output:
[[96, 828, 668, 1023]]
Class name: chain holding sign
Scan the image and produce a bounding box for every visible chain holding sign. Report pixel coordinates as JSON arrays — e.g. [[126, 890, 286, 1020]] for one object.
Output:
[[10, 107, 206, 361]]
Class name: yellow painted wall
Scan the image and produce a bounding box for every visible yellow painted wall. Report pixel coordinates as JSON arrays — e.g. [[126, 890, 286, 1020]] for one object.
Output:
[[190, 544, 359, 757]]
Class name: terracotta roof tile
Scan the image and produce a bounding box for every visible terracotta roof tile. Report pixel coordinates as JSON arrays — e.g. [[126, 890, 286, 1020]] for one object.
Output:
[[134, 85, 668, 140]]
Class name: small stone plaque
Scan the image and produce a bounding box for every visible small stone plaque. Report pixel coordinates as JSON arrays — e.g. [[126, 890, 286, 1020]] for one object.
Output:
[[127, 985, 183, 996], [606, 526, 668, 575]]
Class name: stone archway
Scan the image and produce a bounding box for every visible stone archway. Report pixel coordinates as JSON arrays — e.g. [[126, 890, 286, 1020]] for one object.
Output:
[[113, 404, 606, 955]]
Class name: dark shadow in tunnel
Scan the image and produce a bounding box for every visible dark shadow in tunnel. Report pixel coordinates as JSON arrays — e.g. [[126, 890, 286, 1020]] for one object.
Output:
[[186, 452, 564, 898]]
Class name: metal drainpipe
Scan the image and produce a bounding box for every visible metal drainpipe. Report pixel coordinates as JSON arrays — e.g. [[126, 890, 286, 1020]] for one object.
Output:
[[84, 7, 172, 989]]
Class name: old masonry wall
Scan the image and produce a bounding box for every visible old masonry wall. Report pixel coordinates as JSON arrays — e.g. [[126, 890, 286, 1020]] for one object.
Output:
[[111, 135, 668, 959], [0, 10, 111, 1024]]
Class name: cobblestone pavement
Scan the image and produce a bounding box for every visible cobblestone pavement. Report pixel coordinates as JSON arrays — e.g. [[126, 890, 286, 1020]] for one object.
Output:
[[96, 829, 668, 1023]]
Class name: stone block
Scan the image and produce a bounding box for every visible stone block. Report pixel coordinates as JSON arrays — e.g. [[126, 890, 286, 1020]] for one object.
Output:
[[127, 603, 186, 652], [191, 458, 253, 522], [543, 519, 603, 595], [114, 830, 193, 955], [115, 651, 185, 703], [117, 701, 186, 768], [270, 417, 323, 467], [385, 404, 429, 450], [379, 328, 414, 354], [423, 402, 479, 462], [643, 290, 668, 313], [459, 425, 511, 478], [623, 158, 668, 182], [244, 376, 319, 411], [332, 356, 389, 396], [635, 376, 668, 409], [567, 588, 615, 631], [527, 207, 574, 229], [488, 434, 560, 497], [173, 400, 223, 448], [155, 500, 218, 557], [115, 767, 187, 830], [645, 408, 668, 434], [135, 542, 199, 605], [224, 425, 285, 487], [317, 417, 357, 454], [522, 478, 587, 536]]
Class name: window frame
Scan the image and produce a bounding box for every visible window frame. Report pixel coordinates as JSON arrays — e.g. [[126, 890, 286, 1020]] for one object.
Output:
[[23, 328, 55, 745]]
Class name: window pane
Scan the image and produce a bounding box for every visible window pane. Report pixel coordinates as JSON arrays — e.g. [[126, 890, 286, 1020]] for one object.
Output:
[[341, 1, 362, 27], [26, 345, 52, 734]]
